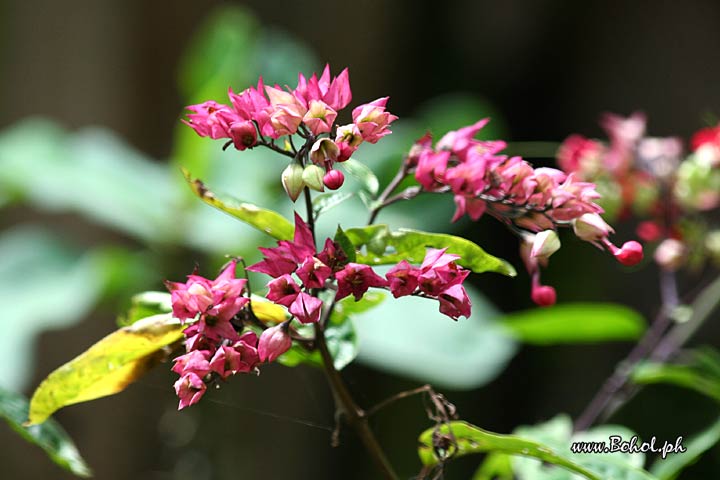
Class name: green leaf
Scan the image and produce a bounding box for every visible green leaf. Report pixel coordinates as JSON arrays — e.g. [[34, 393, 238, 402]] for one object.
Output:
[[417, 421, 601, 480], [511, 415, 657, 480], [334, 225, 357, 263], [341, 158, 379, 195], [183, 168, 294, 241], [118, 291, 173, 327], [344, 224, 516, 276], [178, 6, 259, 104], [650, 416, 720, 479], [473, 452, 514, 480], [632, 362, 720, 404], [28, 314, 184, 424], [0, 387, 91, 477], [500, 303, 646, 345], [0, 120, 178, 242], [353, 284, 517, 389], [0, 227, 150, 391], [312, 191, 354, 218]]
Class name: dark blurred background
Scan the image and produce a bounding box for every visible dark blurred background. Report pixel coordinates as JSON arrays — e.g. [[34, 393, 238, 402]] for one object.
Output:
[[2, 1, 720, 479]]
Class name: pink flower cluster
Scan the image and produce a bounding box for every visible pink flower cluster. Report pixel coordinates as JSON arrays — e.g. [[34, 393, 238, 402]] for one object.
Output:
[[166, 261, 292, 409], [249, 214, 472, 320], [408, 119, 643, 306], [184, 65, 397, 191], [386, 249, 471, 320], [412, 119, 604, 230]]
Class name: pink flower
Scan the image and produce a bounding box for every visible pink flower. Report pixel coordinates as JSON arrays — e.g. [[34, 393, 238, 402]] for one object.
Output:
[[415, 150, 450, 191], [451, 195, 486, 222], [266, 274, 301, 307], [228, 120, 257, 150], [229, 332, 261, 372], [183, 101, 236, 140], [258, 323, 292, 363], [248, 214, 317, 277], [417, 248, 469, 297], [351, 97, 398, 143], [335, 124, 363, 162], [207, 338, 259, 378], [295, 65, 352, 112], [171, 350, 211, 377], [174, 372, 207, 410], [335, 263, 388, 301], [556, 134, 604, 175], [303, 100, 338, 135], [438, 284, 472, 320], [296, 257, 333, 289], [436, 118, 489, 153], [289, 292, 323, 324], [385, 260, 420, 298], [166, 261, 248, 324], [310, 138, 340, 166], [316, 238, 349, 272]]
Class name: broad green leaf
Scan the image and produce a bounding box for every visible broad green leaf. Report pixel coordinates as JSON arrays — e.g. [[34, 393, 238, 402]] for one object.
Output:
[[0, 120, 178, 242], [183, 168, 294, 240], [353, 283, 516, 389], [28, 314, 184, 424], [312, 191, 354, 218], [0, 387, 91, 477], [500, 303, 646, 345], [650, 416, 720, 479], [0, 228, 154, 391], [417, 421, 601, 480], [334, 225, 357, 263], [344, 224, 516, 276], [512, 415, 655, 480], [341, 158, 380, 195]]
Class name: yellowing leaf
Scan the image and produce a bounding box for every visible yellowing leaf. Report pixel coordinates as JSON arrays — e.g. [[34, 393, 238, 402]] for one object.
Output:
[[28, 314, 183, 425], [183, 168, 294, 241]]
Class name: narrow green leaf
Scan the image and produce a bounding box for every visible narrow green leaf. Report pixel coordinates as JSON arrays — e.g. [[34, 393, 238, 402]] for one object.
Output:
[[511, 415, 657, 480], [632, 362, 720, 404], [651, 416, 720, 479], [334, 225, 357, 263], [0, 387, 91, 477], [500, 303, 646, 345], [417, 421, 601, 480], [182, 168, 294, 240], [312, 191, 354, 218], [28, 314, 184, 424], [341, 158, 379, 195], [344, 224, 516, 276]]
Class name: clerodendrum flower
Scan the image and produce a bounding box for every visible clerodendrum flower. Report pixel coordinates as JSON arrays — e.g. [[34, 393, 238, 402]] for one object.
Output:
[[406, 119, 644, 306]]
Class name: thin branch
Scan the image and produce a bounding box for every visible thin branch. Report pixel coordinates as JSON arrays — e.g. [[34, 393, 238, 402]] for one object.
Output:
[[367, 161, 411, 225], [314, 320, 399, 480], [573, 269, 678, 432]]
